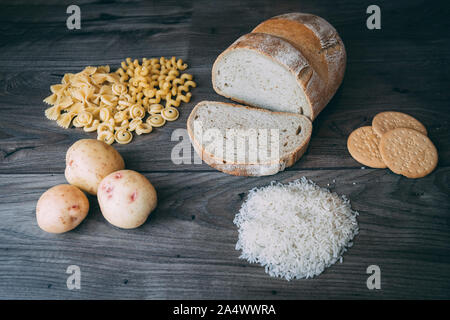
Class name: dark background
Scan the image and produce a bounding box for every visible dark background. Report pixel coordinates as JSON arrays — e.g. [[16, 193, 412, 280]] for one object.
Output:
[[0, 0, 449, 299]]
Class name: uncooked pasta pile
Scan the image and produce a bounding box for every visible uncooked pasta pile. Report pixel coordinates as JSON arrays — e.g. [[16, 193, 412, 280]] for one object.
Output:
[[43, 57, 196, 144]]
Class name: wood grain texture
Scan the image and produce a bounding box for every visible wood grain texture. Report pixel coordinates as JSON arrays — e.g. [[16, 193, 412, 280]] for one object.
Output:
[[1, 169, 449, 299], [0, 0, 449, 299], [0, 0, 449, 173]]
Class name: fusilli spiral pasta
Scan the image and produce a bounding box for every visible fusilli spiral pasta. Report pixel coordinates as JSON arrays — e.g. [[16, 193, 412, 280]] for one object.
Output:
[[161, 107, 179, 121], [97, 130, 114, 145], [114, 129, 133, 144], [147, 115, 166, 127]]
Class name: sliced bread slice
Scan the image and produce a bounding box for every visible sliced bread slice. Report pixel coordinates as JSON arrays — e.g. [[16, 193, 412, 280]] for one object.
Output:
[[187, 101, 312, 176]]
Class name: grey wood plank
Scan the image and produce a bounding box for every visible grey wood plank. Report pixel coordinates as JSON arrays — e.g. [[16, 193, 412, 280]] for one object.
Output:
[[0, 0, 449, 173], [0, 0, 450, 300], [0, 168, 449, 299], [0, 0, 193, 69]]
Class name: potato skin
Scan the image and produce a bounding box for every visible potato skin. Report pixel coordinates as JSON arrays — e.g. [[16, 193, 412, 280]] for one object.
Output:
[[65, 139, 125, 195], [98, 170, 157, 229], [36, 184, 89, 233]]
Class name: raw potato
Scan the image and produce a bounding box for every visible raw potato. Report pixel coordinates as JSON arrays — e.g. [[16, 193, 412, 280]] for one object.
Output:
[[65, 139, 125, 195], [98, 170, 157, 229], [36, 184, 89, 233]]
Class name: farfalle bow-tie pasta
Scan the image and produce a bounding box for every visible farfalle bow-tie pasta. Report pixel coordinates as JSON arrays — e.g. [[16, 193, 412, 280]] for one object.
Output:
[[43, 57, 196, 145]]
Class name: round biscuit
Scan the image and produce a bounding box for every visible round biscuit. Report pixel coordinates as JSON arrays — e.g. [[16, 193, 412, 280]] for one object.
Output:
[[379, 128, 438, 178], [372, 111, 427, 137], [347, 126, 386, 168]]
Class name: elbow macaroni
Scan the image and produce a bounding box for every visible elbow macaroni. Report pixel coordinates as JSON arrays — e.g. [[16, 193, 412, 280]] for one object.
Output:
[[43, 57, 196, 144]]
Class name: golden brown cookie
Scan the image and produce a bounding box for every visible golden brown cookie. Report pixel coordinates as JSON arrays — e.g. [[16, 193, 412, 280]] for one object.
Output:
[[379, 128, 438, 178], [372, 111, 427, 137], [347, 126, 387, 168]]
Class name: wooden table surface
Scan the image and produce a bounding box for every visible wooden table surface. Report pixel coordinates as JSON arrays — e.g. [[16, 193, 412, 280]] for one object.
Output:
[[0, 0, 449, 300]]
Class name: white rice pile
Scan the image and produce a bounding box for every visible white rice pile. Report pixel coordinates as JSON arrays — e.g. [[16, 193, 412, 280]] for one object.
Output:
[[234, 177, 359, 280]]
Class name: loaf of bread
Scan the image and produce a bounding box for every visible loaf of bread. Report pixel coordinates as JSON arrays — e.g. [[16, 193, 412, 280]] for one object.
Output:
[[187, 101, 312, 176], [212, 12, 346, 120], [188, 13, 345, 176]]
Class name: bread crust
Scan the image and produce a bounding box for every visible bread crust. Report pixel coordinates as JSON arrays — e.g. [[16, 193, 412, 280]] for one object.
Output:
[[212, 12, 346, 121], [187, 101, 312, 176]]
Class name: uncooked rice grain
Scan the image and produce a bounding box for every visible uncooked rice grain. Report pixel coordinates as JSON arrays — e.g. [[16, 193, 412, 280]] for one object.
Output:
[[234, 177, 359, 280]]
